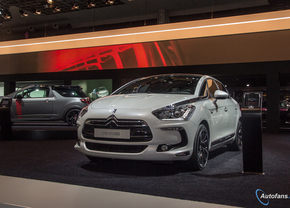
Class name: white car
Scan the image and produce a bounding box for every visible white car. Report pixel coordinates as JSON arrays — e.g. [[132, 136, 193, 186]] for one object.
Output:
[[90, 86, 109, 100], [75, 74, 242, 170]]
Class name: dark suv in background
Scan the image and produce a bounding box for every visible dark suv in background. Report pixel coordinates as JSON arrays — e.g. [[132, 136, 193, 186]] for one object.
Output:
[[0, 85, 89, 126]]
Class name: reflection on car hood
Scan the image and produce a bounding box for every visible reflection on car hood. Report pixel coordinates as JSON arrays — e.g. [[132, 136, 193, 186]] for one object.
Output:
[[90, 94, 196, 110]]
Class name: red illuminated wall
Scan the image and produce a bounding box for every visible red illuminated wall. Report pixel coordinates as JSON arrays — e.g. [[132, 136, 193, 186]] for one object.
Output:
[[0, 40, 189, 75], [37, 40, 186, 73]]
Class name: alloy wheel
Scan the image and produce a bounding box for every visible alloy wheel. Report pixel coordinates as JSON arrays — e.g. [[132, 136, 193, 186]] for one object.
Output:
[[197, 127, 209, 168], [66, 109, 80, 126]]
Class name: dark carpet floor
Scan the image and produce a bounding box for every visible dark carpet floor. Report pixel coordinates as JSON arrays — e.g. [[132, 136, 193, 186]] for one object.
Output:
[[0, 126, 289, 208]]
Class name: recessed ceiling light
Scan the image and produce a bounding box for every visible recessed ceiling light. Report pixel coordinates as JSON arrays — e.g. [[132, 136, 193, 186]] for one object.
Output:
[[19, 9, 28, 17]]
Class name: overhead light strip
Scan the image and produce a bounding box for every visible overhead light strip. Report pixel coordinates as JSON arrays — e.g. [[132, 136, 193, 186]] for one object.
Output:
[[1, 15, 290, 49]]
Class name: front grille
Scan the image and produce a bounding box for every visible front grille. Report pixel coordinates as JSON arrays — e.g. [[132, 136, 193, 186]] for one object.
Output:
[[82, 115, 153, 142], [85, 142, 147, 153]]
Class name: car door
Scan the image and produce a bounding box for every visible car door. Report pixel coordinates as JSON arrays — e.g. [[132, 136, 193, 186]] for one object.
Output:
[[214, 80, 238, 135], [203, 79, 229, 143], [12, 86, 53, 120]]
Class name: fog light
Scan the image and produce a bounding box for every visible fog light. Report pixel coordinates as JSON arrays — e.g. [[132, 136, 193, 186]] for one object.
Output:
[[157, 144, 174, 152], [161, 145, 169, 151]]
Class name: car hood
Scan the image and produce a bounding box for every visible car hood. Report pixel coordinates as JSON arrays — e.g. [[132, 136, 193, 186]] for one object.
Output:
[[90, 94, 197, 110]]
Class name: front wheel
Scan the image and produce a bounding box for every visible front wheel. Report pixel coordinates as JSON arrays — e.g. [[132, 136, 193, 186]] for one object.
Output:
[[65, 109, 80, 126], [184, 124, 209, 171]]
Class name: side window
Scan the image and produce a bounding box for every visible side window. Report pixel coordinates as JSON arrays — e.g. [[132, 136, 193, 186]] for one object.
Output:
[[29, 87, 50, 98], [16, 87, 50, 98], [207, 79, 218, 98], [16, 89, 30, 98], [55, 89, 84, 97], [214, 80, 227, 93]]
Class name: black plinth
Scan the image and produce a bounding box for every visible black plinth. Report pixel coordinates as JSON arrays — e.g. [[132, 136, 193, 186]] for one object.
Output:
[[242, 109, 263, 174], [0, 107, 13, 140]]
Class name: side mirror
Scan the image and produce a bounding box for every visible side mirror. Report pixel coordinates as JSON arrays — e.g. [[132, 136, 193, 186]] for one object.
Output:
[[16, 94, 23, 100], [214, 90, 229, 99]]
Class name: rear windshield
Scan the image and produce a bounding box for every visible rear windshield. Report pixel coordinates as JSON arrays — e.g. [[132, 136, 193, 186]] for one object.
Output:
[[53, 87, 87, 97], [97, 87, 106, 91]]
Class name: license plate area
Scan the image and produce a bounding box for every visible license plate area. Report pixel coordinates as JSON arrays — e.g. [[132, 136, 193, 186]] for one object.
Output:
[[94, 128, 130, 139]]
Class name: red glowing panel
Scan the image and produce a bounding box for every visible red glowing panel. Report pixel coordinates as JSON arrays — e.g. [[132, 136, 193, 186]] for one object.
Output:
[[30, 40, 186, 74]]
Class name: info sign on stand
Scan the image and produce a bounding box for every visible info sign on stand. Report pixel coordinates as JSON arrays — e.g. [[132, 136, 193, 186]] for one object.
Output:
[[241, 92, 264, 174]]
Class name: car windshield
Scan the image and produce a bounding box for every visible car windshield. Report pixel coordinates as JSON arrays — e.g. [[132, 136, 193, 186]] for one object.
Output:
[[113, 75, 200, 95]]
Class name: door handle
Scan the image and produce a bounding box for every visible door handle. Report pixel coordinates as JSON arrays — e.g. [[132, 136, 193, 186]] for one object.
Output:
[[45, 99, 50, 103], [224, 107, 228, 112]]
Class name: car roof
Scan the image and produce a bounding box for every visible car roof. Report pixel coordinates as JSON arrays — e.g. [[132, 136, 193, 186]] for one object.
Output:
[[51, 85, 82, 90], [135, 74, 210, 82], [146, 74, 204, 78], [17, 84, 82, 90]]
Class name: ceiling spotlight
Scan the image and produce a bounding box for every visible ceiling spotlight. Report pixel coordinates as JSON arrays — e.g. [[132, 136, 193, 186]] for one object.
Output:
[[6, 29, 12, 34], [53, 6, 60, 12], [19, 9, 28, 17], [28, 27, 35, 32], [4, 13, 12, 20], [43, 0, 54, 8], [32, 8, 41, 15], [87, 0, 96, 7], [71, 4, 79, 10], [3, 9, 12, 20], [106, 0, 114, 5]]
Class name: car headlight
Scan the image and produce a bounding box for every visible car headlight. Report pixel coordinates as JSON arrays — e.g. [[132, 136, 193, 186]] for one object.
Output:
[[78, 106, 88, 120], [152, 104, 195, 121]]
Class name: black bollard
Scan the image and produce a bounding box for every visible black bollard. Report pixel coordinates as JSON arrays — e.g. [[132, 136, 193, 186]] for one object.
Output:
[[242, 109, 263, 174], [0, 98, 13, 140]]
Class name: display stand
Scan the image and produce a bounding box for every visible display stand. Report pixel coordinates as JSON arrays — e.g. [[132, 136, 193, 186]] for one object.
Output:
[[241, 92, 264, 174], [0, 98, 13, 140]]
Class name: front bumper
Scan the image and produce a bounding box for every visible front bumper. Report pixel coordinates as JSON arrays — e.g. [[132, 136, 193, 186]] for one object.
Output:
[[74, 108, 198, 161]]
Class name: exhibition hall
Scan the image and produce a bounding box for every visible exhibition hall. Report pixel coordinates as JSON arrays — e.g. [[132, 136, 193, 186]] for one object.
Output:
[[0, 0, 290, 207]]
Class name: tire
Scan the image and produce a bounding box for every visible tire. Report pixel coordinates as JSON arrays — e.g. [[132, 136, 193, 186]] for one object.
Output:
[[65, 109, 80, 126], [227, 120, 242, 151], [184, 124, 209, 171]]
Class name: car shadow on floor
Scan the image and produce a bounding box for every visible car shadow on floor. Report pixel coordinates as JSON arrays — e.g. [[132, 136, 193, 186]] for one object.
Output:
[[81, 159, 181, 177], [80, 146, 233, 177]]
